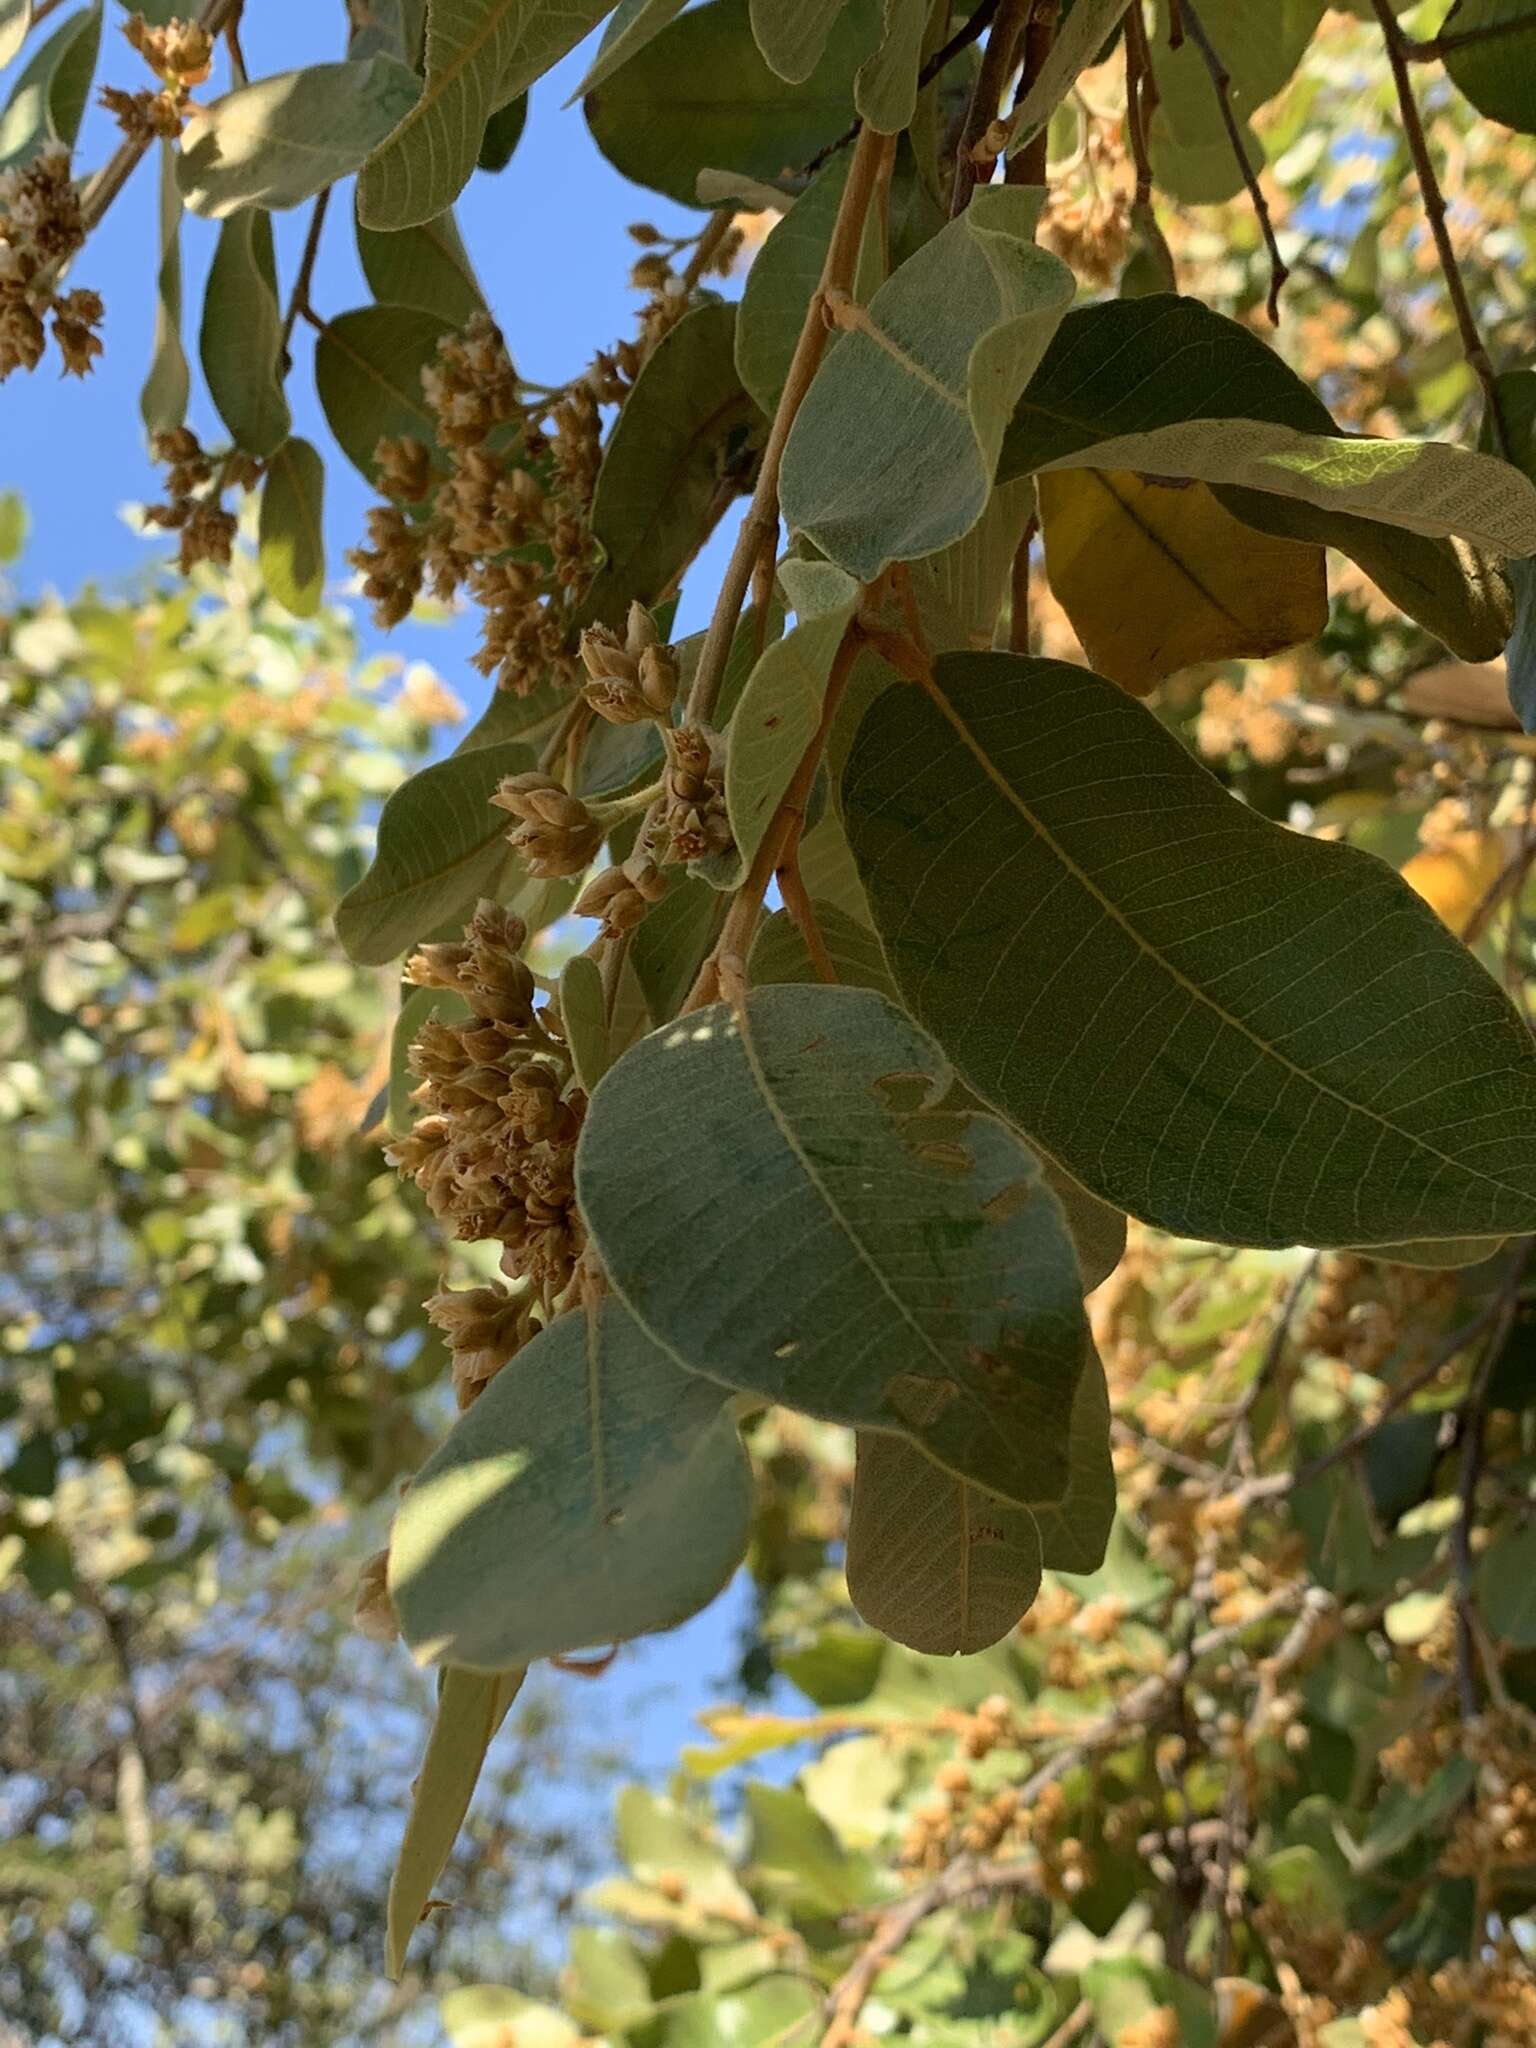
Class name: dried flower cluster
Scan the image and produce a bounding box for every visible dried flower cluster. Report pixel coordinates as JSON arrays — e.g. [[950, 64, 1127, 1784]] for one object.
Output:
[[100, 13, 214, 142], [491, 770, 604, 880], [1040, 119, 1133, 288], [386, 900, 586, 1339], [0, 151, 102, 381], [578, 602, 679, 726], [143, 428, 261, 573]]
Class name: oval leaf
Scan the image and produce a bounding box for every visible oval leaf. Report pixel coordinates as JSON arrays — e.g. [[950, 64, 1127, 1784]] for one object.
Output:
[[314, 303, 452, 484], [201, 209, 290, 458], [356, 205, 485, 325], [0, 1, 98, 167], [578, 984, 1090, 1507], [140, 141, 188, 437], [388, 1299, 753, 1668], [844, 651, 1536, 1249], [258, 437, 326, 617]]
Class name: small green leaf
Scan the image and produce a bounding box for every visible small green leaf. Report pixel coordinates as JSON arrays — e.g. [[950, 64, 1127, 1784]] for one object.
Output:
[[628, 874, 722, 1020], [335, 739, 533, 964], [0, 0, 31, 73], [854, 0, 926, 131], [178, 57, 422, 218], [726, 568, 858, 871], [1444, 0, 1536, 133], [585, 0, 874, 209], [1004, 0, 1131, 158], [847, 1432, 1044, 1655], [749, 0, 844, 82], [0, 489, 27, 564], [583, 299, 761, 626], [314, 304, 452, 484], [780, 185, 1075, 580], [1027, 1345, 1115, 1572], [385, 1663, 525, 1977], [475, 89, 526, 169], [578, 984, 1089, 1506], [359, 0, 614, 228], [559, 951, 611, 1094], [745, 1783, 882, 1912], [356, 205, 484, 327], [258, 438, 326, 618], [1476, 1522, 1536, 1647], [562, 1928, 653, 2033], [201, 209, 290, 458], [844, 652, 1536, 1248], [140, 141, 188, 437], [574, 0, 688, 97], [389, 1300, 753, 1668], [1145, 0, 1323, 203], [0, 0, 97, 166], [659, 1976, 819, 2048]]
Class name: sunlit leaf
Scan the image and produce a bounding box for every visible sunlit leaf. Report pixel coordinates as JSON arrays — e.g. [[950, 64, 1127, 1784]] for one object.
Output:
[[258, 437, 326, 617], [356, 206, 485, 326], [140, 142, 188, 437]]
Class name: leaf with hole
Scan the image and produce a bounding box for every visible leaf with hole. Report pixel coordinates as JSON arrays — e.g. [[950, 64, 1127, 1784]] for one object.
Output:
[[843, 651, 1536, 1249], [388, 1299, 753, 1669], [178, 57, 421, 217], [1038, 468, 1328, 693], [780, 185, 1075, 580], [578, 983, 1089, 1506]]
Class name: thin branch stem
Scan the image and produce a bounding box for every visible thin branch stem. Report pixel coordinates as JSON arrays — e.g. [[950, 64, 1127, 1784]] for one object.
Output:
[[1370, 0, 1510, 456], [280, 186, 332, 364], [950, 0, 1033, 215], [1177, 0, 1288, 322], [1123, 1, 1178, 287], [778, 847, 836, 982], [1005, 0, 1058, 188], [683, 123, 893, 730]]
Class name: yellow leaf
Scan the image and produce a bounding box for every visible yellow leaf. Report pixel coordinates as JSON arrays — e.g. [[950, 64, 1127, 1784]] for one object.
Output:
[[1400, 829, 1505, 937], [1038, 468, 1328, 694], [385, 1663, 525, 1979]]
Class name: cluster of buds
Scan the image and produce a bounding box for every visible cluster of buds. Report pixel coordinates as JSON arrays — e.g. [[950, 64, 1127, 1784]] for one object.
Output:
[[662, 724, 732, 865], [578, 603, 679, 725], [0, 151, 102, 381], [1039, 120, 1132, 289], [580, 219, 744, 407], [101, 13, 214, 141], [574, 850, 667, 937], [425, 1281, 535, 1409], [143, 428, 260, 574], [386, 901, 585, 1304], [491, 770, 604, 880]]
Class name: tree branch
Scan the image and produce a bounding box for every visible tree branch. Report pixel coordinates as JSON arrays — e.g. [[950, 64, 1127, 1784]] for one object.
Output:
[[1405, 9, 1536, 61], [279, 187, 333, 364], [801, 0, 1003, 180], [951, 0, 1033, 215], [1177, 0, 1288, 322]]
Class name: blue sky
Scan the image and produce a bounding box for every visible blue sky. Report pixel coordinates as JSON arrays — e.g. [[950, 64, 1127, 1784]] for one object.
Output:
[[3, 0, 765, 1888]]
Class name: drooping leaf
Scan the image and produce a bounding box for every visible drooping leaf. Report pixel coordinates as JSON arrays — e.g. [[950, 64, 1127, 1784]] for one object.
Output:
[[1004, 0, 1130, 158], [584, 0, 875, 208], [583, 299, 761, 626], [200, 209, 290, 458], [1443, 0, 1536, 135], [385, 1663, 525, 1977], [0, 0, 30, 72], [0, 1, 97, 165], [578, 984, 1089, 1506], [908, 475, 1036, 655], [1038, 469, 1328, 693], [854, 0, 927, 132], [389, 1300, 754, 1668], [843, 652, 1536, 1249], [575, 0, 689, 97], [1027, 1343, 1115, 1571], [726, 566, 858, 870], [258, 438, 326, 618], [335, 739, 533, 964], [140, 142, 189, 437], [749, 0, 844, 82], [314, 304, 452, 484], [846, 1432, 1045, 1655], [780, 185, 1075, 580], [1146, 0, 1324, 203], [358, 0, 615, 227], [0, 489, 27, 563], [178, 58, 421, 218], [1000, 296, 1536, 558], [356, 206, 484, 326], [475, 89, 526, 169], [559, 951, 612, 1094]]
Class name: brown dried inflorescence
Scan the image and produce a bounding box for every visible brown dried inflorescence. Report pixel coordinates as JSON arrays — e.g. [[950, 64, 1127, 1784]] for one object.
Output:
[[387, 900, 587, 1329], [0, 151, 102, 381], [142, 428, 260, 574], [662, 724, 732, 866], [579, 602, 679, 726], [491, 770, 604, 879]]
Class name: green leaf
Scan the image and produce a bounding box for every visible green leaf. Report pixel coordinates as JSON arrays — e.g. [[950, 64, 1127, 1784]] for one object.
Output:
[[726, 567, 858, 871], [358, 0, 614, 228], [335, 739, 532, 964], [389, 1299, 752, 1668], [749, 0, 844, 82], [258, 437, 326, 618], [0, 1, 96, 165], [562, 1928, 653, 2033], [178, 57, 421, 218], [999, 294, 1536, 558], [356, 206, 484, 326], [385, 1663, 525, 1977], [476, 89, 526, 169], [559, 951, 611, 1094], [583, 299, 761, 626], [584, 0, 874, 209], [1004, 0, 1130, 158], [1444, 1, 1536, 133], [1027, 1345, 1115, 1571], [140, 142, 188, 437], [854, 0, 926, 132], [0, 0, 31, 73], [0, 488, 27, 564], [349, 0, 428, 66], [750, 897, 898, 1001], [745, 1783, 882, 1912], [909, 474, 1036, 654], [658, 1976, 819, 2048], [780, 185, 1075, 580], [846, 1432, 1044, 1655], [1146, 0, 1323, 203], [314, 304, 452, 485], [844, 652, 1536, 1249], [615, 1784, 757, 1918], [440, 1988, 580, 2048], [200, 209, 290, 458], [736, 156, 845, 419], [1476, 1521, 1536, 1647], [629, 874, 722, 1020], [578, 984, 1089, 1506], [574, 0, 688, 97]]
